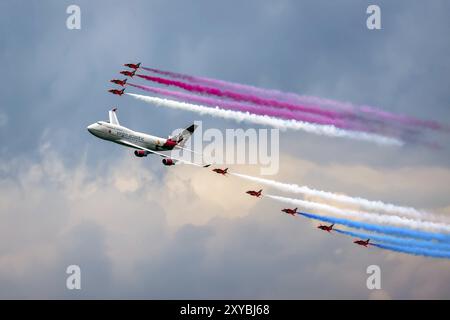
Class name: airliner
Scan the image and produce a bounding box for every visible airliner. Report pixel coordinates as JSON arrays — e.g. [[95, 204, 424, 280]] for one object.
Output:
[[87, 108, 208, 167]]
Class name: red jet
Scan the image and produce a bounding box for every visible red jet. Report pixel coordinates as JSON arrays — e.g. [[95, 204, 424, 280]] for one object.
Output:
[[120, 70, 136, 77], [212, 168, 228, 175], [317, 223, 334, 232], [246, 189, 262, 198], [281, 207, 297, 216], [108, 88, 125, 96], [124, 62, 141, 70], [354, 239, 370, 247], [110, 78, 127, 86]]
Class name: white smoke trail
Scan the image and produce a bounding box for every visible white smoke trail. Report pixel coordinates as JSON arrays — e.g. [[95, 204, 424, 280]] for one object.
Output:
[[126, 93, 403, 146], [231, 172, 438, 220], [266, 194, 450, 234]]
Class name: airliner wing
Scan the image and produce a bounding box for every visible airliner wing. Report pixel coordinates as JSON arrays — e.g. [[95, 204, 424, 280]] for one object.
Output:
[[173, 145, 203, 155], [118, 139, 208, 167]]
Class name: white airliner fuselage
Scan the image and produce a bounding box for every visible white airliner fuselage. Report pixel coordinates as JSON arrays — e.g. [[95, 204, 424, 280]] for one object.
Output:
[[87, 108, 199, 166], [87, 121, 175, 152]]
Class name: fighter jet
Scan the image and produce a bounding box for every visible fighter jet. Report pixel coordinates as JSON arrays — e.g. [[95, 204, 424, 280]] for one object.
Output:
[[87, 108, 208, 167], [120, 70, 136, 77], [246, 189, 262, 198], [317, 224, 334, 232], [281, 208, 297, 216], [354, 239, 370, 247], [212, 168, 228, 175], [110, 78, 128, 86], [124, 62, 141, 70], [108, 88, 125, 96]]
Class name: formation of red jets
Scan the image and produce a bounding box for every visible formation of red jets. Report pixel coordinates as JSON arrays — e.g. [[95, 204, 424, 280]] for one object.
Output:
[[108, 62, 141, 96], [108, 65, 372, 249], [212, 166, 371, 248]]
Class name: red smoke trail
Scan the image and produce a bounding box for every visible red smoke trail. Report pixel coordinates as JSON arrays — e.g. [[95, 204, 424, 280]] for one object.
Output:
[[142, 67, 449, 133], [359, 105, 449, 133], [142, 67, 196, 82], [136, 74, 346, 120], [128, 83, 440, 143], [128, 83, 362, 130]]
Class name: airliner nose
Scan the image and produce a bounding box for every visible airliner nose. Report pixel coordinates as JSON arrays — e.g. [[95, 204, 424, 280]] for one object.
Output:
[[87, 124, 95, 133]]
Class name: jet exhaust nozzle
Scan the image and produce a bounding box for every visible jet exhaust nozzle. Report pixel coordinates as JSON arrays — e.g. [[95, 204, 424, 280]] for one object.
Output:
[[162, 158, 176, 166], [134, 150, 150, 157]]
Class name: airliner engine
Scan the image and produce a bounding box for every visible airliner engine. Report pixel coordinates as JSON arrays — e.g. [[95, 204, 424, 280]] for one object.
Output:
[[134, 150, 151, 157], [162, 158, 176, 166]]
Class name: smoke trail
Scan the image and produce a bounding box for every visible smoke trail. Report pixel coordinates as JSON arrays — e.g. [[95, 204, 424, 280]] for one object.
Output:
[[142, 67, 345, 108], [290, 98, 448, 133], [126, 93, 403, 146], [142, 67, 448, 133], [371, 243, 450, 259], [136, 74, 345, 119], [132, 83, 423, 140], [334, 229, 450, 259], [142, 67, 197, 82], [359, 106, 449, 133], [299, 211, 450, 243], [142, 67, 305, 104], [267, 194, 450, 233], [128, 83, 358, 130], [231, 172, 436, 220], [334, 229, 450, 252]]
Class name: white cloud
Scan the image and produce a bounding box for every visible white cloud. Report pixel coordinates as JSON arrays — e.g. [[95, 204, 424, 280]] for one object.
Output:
[[0, 143, 449, 298]]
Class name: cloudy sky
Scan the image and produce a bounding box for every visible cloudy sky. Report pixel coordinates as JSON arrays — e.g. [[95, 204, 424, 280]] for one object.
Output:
[[0, 0, 449, 299]]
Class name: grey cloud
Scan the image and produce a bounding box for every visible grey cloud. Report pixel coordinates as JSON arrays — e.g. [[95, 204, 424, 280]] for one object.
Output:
[[0, 0, 450, 299]]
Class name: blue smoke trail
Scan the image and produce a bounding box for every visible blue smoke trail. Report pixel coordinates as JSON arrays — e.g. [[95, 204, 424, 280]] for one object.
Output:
[[372, 243, 450, 259], [334, 229, 450, 252], [299, 212, 450, 243]]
